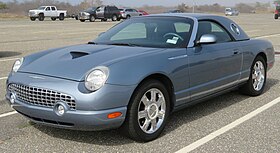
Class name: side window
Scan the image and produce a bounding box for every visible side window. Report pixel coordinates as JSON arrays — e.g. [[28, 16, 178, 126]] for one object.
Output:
[[174, 22, 191, 33], [46, 7, 50, 11], [197, 21, 232, 43], [51, 7, 56, 11]]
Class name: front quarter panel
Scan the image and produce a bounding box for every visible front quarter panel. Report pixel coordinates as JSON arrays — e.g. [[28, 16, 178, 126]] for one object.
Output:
[[106, 48, 190, 106]]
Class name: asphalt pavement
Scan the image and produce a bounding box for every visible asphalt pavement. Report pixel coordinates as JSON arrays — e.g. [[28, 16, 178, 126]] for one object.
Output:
[[0, 14, 280, 152]]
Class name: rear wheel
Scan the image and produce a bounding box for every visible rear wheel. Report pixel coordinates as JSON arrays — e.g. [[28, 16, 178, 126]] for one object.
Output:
[[89, 15, 95, 22], [275, 14, 279, 19], [126, 15, 131, 19], [80, 19, 85, 22], [121, 80, 170, 142], [240, 56, 267, 96], [38, 14, 44, 21], [51, 17, 56, 21], [59, 14, 65, 21], [112, 14, 117, 21], [30, 17, 36, 21], [101, 18, 107, 22]]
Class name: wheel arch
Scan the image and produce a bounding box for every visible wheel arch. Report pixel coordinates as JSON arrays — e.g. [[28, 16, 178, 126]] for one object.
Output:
[[256, 52, 267, 67], [130, 73, 176, 112]]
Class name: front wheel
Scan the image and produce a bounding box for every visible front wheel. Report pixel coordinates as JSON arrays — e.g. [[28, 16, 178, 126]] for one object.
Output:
[[112, 15, 117, 21], [80, 19, 85, 22], [51, 17, 56, 21], [121, 80, 170, 142], [89, 15, 95, 22], [240, 56, 267, 96], [30, 17, 36, 21], [38, 14, 44, 21]]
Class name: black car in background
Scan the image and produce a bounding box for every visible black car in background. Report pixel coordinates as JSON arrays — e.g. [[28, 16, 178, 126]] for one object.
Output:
[[165, 9, 184, 13], [79, 5, 121, 22]]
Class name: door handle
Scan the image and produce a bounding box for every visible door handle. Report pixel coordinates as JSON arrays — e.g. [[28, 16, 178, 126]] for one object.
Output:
[[233, 49, 240, 55]]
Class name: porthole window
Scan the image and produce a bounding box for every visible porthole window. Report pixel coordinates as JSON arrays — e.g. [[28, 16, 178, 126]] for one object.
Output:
[[230, 23, 240, 35]]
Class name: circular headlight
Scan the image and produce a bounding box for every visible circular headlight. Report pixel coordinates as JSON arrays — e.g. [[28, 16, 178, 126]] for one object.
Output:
[[12, 58, 24, 73], [85, 66, 109, 91]]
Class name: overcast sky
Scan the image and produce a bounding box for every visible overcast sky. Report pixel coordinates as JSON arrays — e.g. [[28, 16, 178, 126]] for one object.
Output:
[[0, 0, 274, 7]]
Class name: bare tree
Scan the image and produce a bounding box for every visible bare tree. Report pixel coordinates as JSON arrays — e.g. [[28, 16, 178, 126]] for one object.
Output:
[[177, 3, 189, 12]]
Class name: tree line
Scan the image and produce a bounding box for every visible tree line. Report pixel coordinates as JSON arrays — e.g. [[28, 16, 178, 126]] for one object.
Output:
[[0, 0, 274, 15]]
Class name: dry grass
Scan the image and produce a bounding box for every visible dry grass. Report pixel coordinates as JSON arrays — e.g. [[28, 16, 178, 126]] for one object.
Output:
[[0, 13, 26, 19]]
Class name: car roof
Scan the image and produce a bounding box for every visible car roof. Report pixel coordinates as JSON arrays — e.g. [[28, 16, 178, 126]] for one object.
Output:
[[146, 13, 250, 41]]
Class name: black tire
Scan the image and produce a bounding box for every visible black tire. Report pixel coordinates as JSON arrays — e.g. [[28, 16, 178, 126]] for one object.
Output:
[[240, 56, 267, 96], [51, 17, 56, 21], [275, 14, 279, 19], [38, 14, 44, 21], [112, 14, 117, 21], [89, 15, 95, 22], [117, 18, 121, 21], [59, 14, 65, 21], [30, 17, 36, 21], [126, 15, 131, 19], [121, 80, 170, 142], [75, 16, 78, 20], [101, 18, 107, 22], [80, 19, 85, 22]]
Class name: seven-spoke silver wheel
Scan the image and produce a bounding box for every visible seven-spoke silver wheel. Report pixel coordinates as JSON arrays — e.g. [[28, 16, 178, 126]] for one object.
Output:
[[252, 61, 265, 91], [138, 88, 166, 134]]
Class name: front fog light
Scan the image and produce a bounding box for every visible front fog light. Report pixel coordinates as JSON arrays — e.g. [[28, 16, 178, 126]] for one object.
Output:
[[57, 105, 65, 115], [10, 92, 16, 104], [54, 104, 66, 116]]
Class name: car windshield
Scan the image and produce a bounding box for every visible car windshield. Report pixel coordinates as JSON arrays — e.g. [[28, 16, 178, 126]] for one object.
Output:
[[94, 17, 194, 48], [225, 8, 231, 11], [38, 6, 46, 10], [119, 9, 124, 11]]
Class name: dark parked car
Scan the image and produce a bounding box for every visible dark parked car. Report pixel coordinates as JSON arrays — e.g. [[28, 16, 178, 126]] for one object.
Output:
[[165, 9, 184, 13], [275, 6, 280, 19], [79, 5, 121, 22], [6, 14, 274, 142]]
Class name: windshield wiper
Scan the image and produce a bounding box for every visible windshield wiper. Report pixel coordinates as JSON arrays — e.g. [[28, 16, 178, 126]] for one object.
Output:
[[107, 43, 141, 47]]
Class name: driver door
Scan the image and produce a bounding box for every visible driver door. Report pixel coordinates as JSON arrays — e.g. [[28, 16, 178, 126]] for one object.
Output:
[[188, 20, 242, 101], [96, 7, 104, 18]]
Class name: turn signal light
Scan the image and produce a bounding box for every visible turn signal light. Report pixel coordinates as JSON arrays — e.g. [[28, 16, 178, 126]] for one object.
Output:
[[107, 112, 122, 119]]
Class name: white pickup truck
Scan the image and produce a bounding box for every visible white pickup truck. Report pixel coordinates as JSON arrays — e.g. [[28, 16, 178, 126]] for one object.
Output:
[[28, 6, 67, 21]]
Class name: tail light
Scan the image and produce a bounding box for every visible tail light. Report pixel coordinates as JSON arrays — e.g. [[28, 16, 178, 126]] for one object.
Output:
[[275, 10, 279, 14]]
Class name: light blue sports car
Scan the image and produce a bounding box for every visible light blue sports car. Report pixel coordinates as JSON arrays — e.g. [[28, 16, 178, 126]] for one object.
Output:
[[6, 13, 274, 142]]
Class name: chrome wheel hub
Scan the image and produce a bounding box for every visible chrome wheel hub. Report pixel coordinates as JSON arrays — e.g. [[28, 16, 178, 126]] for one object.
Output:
[[138, 88, 166, 134], [252, 61, 265, 91], [147, 103, 159, 120]]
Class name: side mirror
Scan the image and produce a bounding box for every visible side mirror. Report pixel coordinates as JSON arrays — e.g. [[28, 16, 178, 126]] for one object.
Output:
[[98, 32, 105, 37], [197, 34, 217, 45]]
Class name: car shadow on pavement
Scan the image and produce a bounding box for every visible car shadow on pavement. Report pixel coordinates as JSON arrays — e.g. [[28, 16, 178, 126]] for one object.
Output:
[[0, 51, 21, 58], [34, 78, 279, 145]]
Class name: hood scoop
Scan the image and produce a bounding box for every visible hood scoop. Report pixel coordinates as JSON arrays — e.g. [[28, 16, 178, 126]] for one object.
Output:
[[70, 51, 89, 59]]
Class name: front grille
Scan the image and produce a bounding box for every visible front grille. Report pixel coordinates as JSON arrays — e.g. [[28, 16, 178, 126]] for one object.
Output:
[[29, 11, 35, 16], [8, 84, 76, 110]]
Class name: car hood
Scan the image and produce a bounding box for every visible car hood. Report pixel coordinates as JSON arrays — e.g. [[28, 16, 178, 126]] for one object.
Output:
[[19, 44, 161, 81], [29, 10, 40, 12]]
